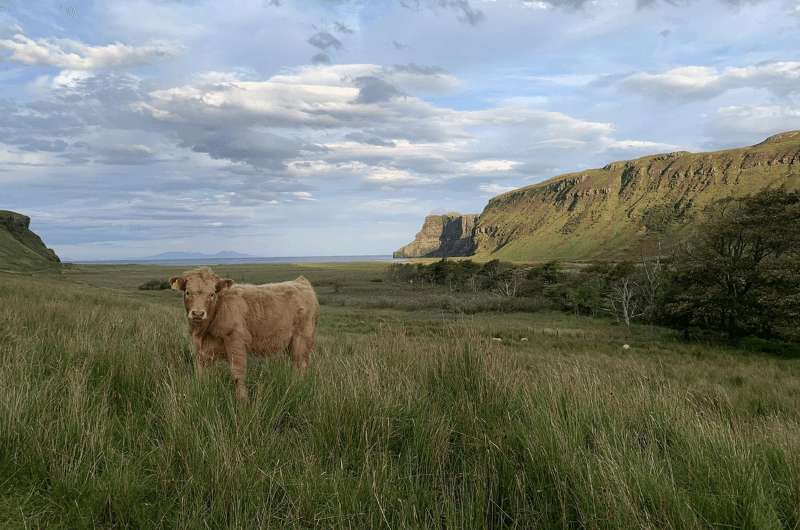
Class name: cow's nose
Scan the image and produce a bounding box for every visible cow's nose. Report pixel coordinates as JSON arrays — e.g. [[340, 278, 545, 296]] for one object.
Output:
[[190, 310, 206, 319]]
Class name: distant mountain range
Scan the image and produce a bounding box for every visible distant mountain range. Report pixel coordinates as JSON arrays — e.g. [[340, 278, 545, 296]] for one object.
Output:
[[397, 131, 800, 261]]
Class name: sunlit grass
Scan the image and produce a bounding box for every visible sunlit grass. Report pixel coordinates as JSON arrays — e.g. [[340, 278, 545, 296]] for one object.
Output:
[[1, 268, 799, 528]]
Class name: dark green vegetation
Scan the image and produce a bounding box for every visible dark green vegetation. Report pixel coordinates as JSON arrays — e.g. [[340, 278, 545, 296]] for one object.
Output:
[[0, 210, 60, 272], [2, 260, 800, 529], [664, 188, 800, 340], [397, 131, 800, 261], [138, 279, 171, 290]]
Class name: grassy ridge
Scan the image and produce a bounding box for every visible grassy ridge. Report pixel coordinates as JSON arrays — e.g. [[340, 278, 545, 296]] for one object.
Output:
[[2, 265, 800, 528], [474, 132, 800, 261]]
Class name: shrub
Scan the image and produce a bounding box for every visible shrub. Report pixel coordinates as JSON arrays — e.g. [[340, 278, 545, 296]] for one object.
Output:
[[138, 279, 170, 290]]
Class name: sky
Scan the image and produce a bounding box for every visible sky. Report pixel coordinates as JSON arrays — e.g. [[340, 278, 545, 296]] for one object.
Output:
[[1, 0, 799, 259]]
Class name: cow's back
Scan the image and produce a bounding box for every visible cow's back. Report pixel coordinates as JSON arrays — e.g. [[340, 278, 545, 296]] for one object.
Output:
[[234, 278, 319, 355]]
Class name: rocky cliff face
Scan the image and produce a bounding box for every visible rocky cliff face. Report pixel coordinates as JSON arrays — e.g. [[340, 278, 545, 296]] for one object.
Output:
[[0, 210, 60, 271], [393, 213, 478, 258], [397, 131, 800, 261]]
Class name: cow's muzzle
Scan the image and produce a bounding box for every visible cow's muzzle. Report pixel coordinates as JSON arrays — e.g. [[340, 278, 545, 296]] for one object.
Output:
[[189, 310, 207, 322]]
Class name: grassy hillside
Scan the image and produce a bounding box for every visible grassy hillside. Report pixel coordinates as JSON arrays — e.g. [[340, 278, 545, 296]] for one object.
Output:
[[475, 131, 800, 261], [0, 210, 60, 273], [2, 263, 799, 528]]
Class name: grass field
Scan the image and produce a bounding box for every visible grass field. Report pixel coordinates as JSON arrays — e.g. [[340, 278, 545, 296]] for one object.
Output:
[[2, 262, 800, 529]]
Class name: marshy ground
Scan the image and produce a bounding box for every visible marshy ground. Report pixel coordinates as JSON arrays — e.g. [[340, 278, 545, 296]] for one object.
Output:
[[1, 262, 799, 528]]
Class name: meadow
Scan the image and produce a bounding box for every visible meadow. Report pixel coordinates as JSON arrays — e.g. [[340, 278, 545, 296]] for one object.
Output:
[[1, 262, 799, 529]]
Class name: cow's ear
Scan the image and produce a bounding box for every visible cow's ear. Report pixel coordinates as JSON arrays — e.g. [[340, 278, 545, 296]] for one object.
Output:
[[215, 278, 234, 292], [170, 276, 186, 291]]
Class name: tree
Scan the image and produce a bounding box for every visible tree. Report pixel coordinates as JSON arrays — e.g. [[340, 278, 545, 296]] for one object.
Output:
[[605, 276, 644, 327], [567, 272, 607, 317], [602, 262, 644, 327], [494, 267, 526, 297], [640, 247, 665, 322], [663, 188, 800, 339]]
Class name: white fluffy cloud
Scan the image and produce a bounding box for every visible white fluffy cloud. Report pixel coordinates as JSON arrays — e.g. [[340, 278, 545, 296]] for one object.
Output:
[[134, 64, 646, 189], [0, 33, 182, 70], [706, 104, 800, 145], [479, 182, 518, 195], [462, 160, 519, 173], [621, 61, 800, 100]]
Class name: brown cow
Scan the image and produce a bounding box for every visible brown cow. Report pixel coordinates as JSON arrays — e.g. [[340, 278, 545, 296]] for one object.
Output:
[[169, 267, 319, 400]]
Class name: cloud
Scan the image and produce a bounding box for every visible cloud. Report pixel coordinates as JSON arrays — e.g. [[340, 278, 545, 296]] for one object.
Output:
[[636, 0, 773, 8], [399, 0, 485, 25], [463, 159, 519, 173], [479, 182, 518, 195], [333, 21, 355, 34], [7, 137, 68, 153], [311, 52, 331, 65], [521, 0, 591, 10], [357, 197, 429, 215], [345, 132, 397, 147], [96, 144, 161, 165], [0, 33, 181, 70], [291, 191, 316, 201], [363, 166, 430, 185], [604, 139, 681, 151], [353, 75, 404, 103], [0, 143, 62, 168], [307, 30, 345, 64], [307, 31, 343, 51], [133, 63, 659, 190], [386, 63, 460, 94], [621, 61, 800, 100], [706, 104, 800, 145]]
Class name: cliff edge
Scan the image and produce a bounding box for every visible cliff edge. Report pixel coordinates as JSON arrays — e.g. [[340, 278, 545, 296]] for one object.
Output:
[[393, 213, 479, 258], [0, 210, 61, 272]]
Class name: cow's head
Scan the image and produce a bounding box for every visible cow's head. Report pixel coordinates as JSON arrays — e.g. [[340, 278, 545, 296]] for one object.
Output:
[[169, 267, 234, 324]]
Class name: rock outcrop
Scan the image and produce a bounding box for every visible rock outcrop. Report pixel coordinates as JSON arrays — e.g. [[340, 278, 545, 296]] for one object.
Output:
[[397, 131, 800, 261], [0, 210, 60, 271], [393, 213, 478, 258]]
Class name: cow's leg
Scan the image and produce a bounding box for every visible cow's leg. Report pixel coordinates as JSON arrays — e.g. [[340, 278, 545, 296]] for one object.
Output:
[[289, 334, 311, 372], [224, 335, 249, 402], [194, 335, 219, 378], [191, 334, 206, 377], [195, 355, 212, 378]]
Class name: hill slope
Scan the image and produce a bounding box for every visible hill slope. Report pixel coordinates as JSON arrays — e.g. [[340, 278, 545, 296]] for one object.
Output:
[[465, 131, 800, 260], [474, 131, 800, 260], [0, 211, 61, 272]]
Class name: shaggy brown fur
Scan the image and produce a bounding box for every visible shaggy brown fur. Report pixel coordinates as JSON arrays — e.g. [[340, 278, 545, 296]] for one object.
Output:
[[170, 267, 319, 400]]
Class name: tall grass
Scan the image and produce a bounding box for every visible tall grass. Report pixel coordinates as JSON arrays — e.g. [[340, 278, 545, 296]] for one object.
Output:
[[1, 272, 799, 528]]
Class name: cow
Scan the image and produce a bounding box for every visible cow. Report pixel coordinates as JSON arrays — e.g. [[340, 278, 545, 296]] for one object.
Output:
[[169, 267, 319, 401]]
